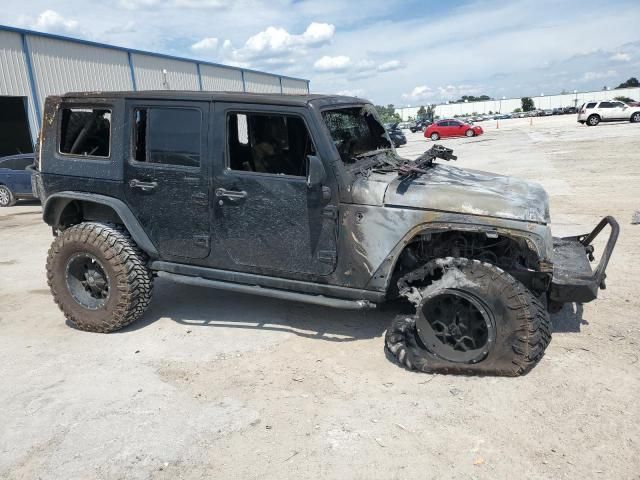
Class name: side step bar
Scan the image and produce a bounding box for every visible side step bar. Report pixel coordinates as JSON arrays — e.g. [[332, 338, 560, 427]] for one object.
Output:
[[157, 272, 377, 310]]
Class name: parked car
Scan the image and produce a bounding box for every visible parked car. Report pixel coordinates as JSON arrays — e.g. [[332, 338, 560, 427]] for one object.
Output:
[[410, 119, 432, 133], [32, 91, 618, 377], [494, 113, 511, 120], [385, 123, 407, 148], [577, 101, 640, 126], [424, 119, 483, 141], [562, 106, 577, 114], [397, 122, 412, 130], [0, 153, 36, 207]]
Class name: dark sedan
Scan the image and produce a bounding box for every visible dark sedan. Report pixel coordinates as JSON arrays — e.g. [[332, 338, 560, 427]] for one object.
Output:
[[385, 123, 407, 147], [0, 153, 37, 207]]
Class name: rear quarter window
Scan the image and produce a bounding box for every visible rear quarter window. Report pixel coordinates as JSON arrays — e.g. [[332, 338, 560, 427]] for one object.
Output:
[[59, 107, 111, 158], [586, 102, 597, 109]]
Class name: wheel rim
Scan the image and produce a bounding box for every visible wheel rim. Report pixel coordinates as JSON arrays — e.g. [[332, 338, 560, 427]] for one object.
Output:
[[431, 133, 438, 140], [589, 116, 598, 125], [633, 113, 640, 122], [65, 253, 111, 310], [466, 130, 473, 137], [0, 187, 9, 206], [416, 289, 495, 363]]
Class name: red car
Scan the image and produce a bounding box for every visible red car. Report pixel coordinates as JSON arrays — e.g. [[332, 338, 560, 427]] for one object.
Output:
[[424, 119, 483, 141]]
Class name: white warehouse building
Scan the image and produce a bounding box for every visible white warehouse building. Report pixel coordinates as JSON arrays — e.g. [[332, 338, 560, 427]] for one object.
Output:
[[395, 86, 640, 121], [0, 25, 310, 156]]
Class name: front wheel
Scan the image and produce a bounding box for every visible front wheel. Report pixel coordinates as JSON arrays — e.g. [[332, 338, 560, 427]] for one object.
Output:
[[385, 258, 551, 376], [46, 222, 153, 333], [465, 129, 475, 137], [587, 114, 600, 126], [631, 112, 640, 123], [0, 185, 16, 207], [430, 132, 440, 141]]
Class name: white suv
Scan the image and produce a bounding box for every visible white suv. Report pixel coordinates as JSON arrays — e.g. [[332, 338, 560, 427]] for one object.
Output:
[[577, 100, 640, 126]]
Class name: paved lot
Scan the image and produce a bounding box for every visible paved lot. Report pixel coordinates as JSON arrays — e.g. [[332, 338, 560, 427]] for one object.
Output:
[[1, 114, 639, 479]]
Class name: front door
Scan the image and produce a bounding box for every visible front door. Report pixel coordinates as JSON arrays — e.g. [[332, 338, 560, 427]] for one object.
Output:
[[212, 104, 338, 276], [124, 101, 211, 260]]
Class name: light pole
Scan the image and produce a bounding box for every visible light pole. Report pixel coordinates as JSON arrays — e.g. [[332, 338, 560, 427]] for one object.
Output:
[[499, 96, 506, 113], [573, 89, 578, 108]]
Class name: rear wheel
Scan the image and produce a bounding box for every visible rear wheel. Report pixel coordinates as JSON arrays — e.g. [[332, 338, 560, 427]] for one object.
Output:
[[46, 222, 153, 333], [430, 132, 440, 141], [385, 258, 551, 376], [0, 185, 16, 207], [587, 114, 600, 126], [465, 129, 475, 137], [631, 112, 640, 123]]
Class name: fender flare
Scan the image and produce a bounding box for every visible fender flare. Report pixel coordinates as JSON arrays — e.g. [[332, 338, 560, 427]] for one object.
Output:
[[43, 192, 159, 258]]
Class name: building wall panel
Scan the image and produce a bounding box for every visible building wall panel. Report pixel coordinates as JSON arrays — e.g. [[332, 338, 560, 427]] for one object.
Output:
[[244, 71, 281, 94], [132, 54, 199, 91], [200, 64, 244, 92], [27, 35, 132, 102], [281, 78, 308, 94]]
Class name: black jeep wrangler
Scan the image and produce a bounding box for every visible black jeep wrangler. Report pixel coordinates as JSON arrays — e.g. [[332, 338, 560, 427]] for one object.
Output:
[[33, 92, 618, 376]]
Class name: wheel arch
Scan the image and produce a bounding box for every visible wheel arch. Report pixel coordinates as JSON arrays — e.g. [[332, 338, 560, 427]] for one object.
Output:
[[43, 192, 159, 258], [367, 223, 549, 296]]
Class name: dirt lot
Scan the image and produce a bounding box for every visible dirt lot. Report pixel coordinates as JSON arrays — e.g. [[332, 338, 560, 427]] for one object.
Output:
[[1, 114, 639, 479]]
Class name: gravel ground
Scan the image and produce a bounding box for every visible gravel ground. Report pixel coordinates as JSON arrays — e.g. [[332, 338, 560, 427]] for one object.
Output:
[[0, 114, 639, 479]]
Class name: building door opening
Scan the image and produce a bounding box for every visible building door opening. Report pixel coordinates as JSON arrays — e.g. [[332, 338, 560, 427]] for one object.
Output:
[[0, 96, 34, 157]]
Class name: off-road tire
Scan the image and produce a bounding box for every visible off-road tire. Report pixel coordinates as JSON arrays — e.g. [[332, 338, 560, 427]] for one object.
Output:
[[586, 114, 600, 126], [430, 132, 440, 141], [631, 112, 640, 123], [385, 258, 552, 376], [0, 185, 16, 207], [46, 222, 153, 333]]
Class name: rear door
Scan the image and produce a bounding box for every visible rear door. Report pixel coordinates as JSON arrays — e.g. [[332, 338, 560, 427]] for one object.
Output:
[[124, 101, 211, 260], [211, 103, 338, 276]]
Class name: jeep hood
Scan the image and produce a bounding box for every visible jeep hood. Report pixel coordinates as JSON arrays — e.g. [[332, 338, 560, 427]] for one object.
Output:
[[352, 163, 550, 224]]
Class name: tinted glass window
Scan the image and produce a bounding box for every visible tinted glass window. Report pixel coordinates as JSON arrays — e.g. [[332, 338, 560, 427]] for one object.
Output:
[[612, 102, 625, 107], [59, 108, 111, 157], [586, 102, 597, 108], [227, 112, 315, 176], [437, 121, 449, 127], [133, 108, 201, 167], [599, 102, 613, 108], [450, 120, 462, 126]]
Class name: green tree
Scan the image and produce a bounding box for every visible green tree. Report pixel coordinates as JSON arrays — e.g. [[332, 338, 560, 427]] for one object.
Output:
[[513, 107, 522, 113], [614, 95, 636, 104], [616, 77, 639, 89], [374, 104, 402, 124], [521, 97, 535, 112], [417, 105, 427, 117]]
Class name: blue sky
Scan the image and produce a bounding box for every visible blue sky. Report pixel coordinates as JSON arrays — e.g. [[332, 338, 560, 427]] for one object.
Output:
[[2, 0, 639, 105]]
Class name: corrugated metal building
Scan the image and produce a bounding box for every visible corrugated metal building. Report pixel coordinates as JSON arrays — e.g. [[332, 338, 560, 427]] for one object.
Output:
[[0, 24, 310, 154]]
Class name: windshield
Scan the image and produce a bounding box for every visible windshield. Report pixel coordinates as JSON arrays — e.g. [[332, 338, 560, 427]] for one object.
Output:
[[322, 105, 392, 165]]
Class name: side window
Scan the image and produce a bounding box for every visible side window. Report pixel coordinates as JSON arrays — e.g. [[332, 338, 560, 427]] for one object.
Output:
[[599, 102, 613, 108], [450, 120, 461, 126], [227, 112, 315, 177], [586, 102, 597, 109], [133, 107, 201, 168], [612, 102, 625, 107], [0, 158, 30, 170], [59, 107, 111, 158], [437, 121, 448, 127]]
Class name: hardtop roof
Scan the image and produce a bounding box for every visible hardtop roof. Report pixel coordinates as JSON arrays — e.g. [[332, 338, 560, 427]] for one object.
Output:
[[60, 91, 368, 108]]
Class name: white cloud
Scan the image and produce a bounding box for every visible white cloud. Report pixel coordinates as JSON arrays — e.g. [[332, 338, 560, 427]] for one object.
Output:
[[610, 52, 631, 62], [229, 22, 335, 62], [32, 10, 79, 33], [402, 85, 434, 101], [174, 0, 229, 7], [118, 0, 160, 9], [582, 69, 617, 81], [191, 37, 219, 51], [377, 60, 404, 72], [104, 21, 136, 34], [314, 55, 351, 72], [437, 84, 483, 98], [337, 88, 365, 97]]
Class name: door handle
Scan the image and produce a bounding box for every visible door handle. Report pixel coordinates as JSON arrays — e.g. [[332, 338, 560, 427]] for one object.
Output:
[[215, 188, 248, 201], [129, 179, 158, 192]]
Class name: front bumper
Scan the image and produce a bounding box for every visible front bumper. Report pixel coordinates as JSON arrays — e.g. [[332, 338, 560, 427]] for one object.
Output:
[[549, 216, 619, 303]]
